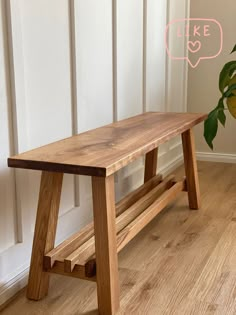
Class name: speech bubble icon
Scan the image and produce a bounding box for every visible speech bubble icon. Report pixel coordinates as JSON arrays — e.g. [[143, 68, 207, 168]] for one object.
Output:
[[165, 18, 223, 68]]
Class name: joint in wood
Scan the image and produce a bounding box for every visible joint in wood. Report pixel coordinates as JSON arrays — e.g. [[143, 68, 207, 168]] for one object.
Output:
[[85, 259, 96, 278]]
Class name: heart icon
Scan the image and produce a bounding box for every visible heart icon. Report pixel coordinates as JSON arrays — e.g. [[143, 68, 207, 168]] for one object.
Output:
[[187, 41, 201, 53]]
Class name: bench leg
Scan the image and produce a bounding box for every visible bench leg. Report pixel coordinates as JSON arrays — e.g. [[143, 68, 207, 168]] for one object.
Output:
[[144, 147, 158, 183], [181, 129, 200, 210], [27, 171, 63, 300], [92, 175, 120, 315]]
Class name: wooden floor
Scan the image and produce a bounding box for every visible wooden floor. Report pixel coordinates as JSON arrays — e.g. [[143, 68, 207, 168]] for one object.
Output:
[[1, 161, 236, 315]]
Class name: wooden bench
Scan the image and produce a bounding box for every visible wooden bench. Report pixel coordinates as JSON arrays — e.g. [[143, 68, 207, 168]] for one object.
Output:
[[8, 112, 206, 315]]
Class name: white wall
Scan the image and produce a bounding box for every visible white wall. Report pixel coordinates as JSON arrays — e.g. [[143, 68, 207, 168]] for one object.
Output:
[[188, 0, 236, 162], [0, 0, 189, 305]]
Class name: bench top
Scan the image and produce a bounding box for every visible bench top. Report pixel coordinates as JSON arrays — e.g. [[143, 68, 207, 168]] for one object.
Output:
[[8, 112, 207, 177]]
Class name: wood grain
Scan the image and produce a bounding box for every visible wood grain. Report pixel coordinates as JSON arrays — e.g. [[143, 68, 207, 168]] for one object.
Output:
[[189, 222, 236, 303], [182, 129, 201, 209], [8, 112, 207, 177], [27, 171, 63, 300], [92, 175, 120, 315], [144, 147, 158, 182]]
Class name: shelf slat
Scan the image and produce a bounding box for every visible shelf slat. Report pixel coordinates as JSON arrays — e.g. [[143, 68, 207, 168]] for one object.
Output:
[[44, 174, 185, 280], [44, 174, 162, 269], [46, 260, 96, 282], [84, 179, 185, 277], [65, 175, 176, 272], [116, 180, 185, 253]]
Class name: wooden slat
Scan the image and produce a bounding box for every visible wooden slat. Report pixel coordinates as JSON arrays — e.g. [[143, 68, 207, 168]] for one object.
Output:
[[115, 176, 175, 233], [144, 148, 158, 182], [116, 173, 162, 214], [45, 261, 96, 282], [8, 112, 207, 176], [44, 222, 94, 270], [64, 237, 95, 273], [64, 175, 175, 272], [44, 173, 162, 269], [84, 179, 186, 278], [116, 180, 185, 253]]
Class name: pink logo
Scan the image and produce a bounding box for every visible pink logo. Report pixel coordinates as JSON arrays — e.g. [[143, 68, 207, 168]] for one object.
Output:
[[187, 41, 201, 53], [165, 18, 223, 68]]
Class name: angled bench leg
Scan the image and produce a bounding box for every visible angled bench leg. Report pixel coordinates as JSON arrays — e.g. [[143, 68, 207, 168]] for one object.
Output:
[[182, 129, 200, 210], [144, 147, 158, 183], [27, 171, 63, 300], [92, 175, 120, 315]]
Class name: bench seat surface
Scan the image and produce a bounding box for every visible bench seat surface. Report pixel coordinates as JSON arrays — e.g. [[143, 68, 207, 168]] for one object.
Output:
[[8, 112, 207, 176]]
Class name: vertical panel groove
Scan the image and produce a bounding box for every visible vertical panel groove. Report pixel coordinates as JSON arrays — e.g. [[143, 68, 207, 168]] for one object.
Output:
[[69, 0, 78, 136], [112, 0, 117, 122], [68, 0, 79, 207], [183, 0, 190, 112], [142, 0, 147, 113], [5, 0, 19, 156], [5, 0, 23, 243], [165, 0, 170, 113]]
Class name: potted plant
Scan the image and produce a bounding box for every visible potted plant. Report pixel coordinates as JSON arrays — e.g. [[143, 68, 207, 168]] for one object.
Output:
[[204, 44, 236, 149]]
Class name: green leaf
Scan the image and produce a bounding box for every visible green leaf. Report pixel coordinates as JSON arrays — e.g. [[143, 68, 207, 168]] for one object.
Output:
[[227, 95, 236, 118], [224, 83, 236, 97], [227, 74, 236, 96], [218, 109, 226, 127], [204, 109, 218, 150], [230, 44, 236, 54], [219, 61, 236, 94], [217, 98, 226, 127]]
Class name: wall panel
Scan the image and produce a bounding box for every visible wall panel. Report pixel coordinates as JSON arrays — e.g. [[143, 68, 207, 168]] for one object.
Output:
[[116, 0, 143, 119], [166, 0, 189, 113], [19, 0, 75, 220], [146, 0, 167, 112], [75, 0, 113, 132], [0, 0, 17, 252]]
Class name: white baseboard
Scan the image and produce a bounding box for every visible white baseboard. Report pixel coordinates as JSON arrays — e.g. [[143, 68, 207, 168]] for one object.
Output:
[[0, 149, 184, 308], [197, 152, 236, 164], [159, 153, 184, 176], [0, 265, 28, 308]]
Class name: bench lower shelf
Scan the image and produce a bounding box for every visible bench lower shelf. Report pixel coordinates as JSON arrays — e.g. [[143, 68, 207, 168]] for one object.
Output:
[[43, 173, 186, 281]]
